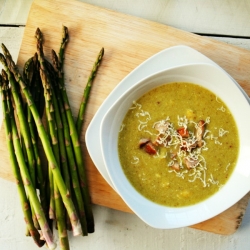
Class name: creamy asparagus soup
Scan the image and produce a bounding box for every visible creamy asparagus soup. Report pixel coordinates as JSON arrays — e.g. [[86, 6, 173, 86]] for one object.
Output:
[[118, 82, 239, 207]]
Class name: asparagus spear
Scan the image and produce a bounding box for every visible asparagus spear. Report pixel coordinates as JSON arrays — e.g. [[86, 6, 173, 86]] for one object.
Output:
[[42, 62, 70, 249], [6, 66, 37, 189], [0, 72, 45, 247], [45, 60, 72, 207], [32, 53, 45, 119], [34, 57, 57, 222], [10, 97, 56, 249], [45, 60, 75, 232], [1, 58, 40, 229], [76, 47, 104, 136], [23, 55, 48, 220], [48, 162, 55, 220], [0, 44, 82, 237], [48, 59, 88, 235], [43, 83, 58, 222], [2, 68, 39, 234], [36, 31, 77, 248], [52, 26, 94, 233], [1, 70, 56, 250], [43, 31, 88, 235]]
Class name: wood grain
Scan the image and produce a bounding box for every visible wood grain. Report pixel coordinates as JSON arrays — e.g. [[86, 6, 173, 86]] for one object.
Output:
[[0, 0, 250, 235]]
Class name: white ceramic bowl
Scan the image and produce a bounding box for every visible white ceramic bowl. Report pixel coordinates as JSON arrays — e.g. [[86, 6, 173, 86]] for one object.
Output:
[[99, 62, 250, 229]]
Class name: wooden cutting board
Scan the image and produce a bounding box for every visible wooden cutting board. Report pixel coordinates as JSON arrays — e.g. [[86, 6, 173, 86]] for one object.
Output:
[[1, 0, 250, 235]]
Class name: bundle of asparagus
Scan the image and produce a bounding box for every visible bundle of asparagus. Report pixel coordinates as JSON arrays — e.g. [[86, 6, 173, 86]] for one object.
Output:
[[0, 26, 104, 249]]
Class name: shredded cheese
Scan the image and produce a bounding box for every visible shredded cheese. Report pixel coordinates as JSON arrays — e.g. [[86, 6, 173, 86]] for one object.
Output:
[[132, 101, 151, 131], [216, 96, 221, 103], [219, 128, 229, 137], [208, 173, 219, 186], [131, 156, 139, 164], [217, 106, 226, 112], [130, 101, 232, 189], [119, 123, 125, 132], [225, 163, 231, 172]]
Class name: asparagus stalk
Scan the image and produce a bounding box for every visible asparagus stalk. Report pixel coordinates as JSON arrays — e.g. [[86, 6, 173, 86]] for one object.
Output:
[[76, 47, 104, 136], [48, 163, 55, 220], [52, 26, 94, 233], [1, 71, 56, 250], [44, 88, 56, 222], [43, 36, 88, 239], [0, 44, 82, 237], [2, 68, 38, 234], [1, 59, 40, 229], [23, 56, 34, 85], [36, 57, 57, 222], [48, 60, 88, 235], [23, 55, 48, 219], [45, 60, 72, 204], [32, 53, 45, 119], [58, 91, 88, 235], [0, 72, 45, 248], [6, 67, 37, 189], [45, 60, 74, 232], [2, 58, 36, 181], [10, 96, 56, 250], [35, 31, 75, 248], [42, 66, 70, 249]]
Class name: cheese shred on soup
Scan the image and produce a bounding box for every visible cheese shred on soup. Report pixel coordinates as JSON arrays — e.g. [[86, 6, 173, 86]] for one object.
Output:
[[118, 82, 239, 207]]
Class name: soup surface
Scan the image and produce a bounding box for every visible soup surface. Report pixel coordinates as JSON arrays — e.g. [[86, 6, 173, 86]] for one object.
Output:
[[118, 82, 239, 207]]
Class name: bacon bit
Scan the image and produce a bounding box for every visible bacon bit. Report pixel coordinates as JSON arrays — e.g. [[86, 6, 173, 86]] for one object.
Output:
[[144, 142, 157, 155], [196, 120, 206, 147], [139, 138, 150, 148], [171, 162, 180, 171], [190, 141, 198, 150], [170, 152, 177, 159], [139, 138, 157, 155], [180, 141, 188, 151], [177, 127, 189, 138], [152, 138, 159, 146], [181, 140, 197, 152], [184, 157, 200, 170]]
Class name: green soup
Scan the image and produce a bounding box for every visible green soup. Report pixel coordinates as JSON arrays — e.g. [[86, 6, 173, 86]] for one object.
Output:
[[118, 82, 239, 207]]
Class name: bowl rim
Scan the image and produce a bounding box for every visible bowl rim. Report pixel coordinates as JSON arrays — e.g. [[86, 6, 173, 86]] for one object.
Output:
[[100, 62, 250, 229]]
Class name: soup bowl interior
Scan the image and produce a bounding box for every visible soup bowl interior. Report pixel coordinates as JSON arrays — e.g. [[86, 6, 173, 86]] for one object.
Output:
[[100, 63, 250, 229]]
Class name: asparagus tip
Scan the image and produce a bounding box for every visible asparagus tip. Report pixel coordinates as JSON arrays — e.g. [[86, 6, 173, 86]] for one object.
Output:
[[0, 53, 7, 66], [1, 43, 7, 53]]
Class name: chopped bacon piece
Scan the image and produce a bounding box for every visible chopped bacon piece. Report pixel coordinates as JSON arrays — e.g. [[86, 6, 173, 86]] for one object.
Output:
[[170, 152, 177, 159], [180, 140, 188, 151], [152, 138, 160, 146], [139, 138, 150, 148], [184, 157, 200, 169], [171, 162, 180, 171], [190, 141, 198, 150], [139, 138, 157, 155], [196, 120, 206, 147], [144, 142, 157, 155], [177, 127, 189, 138], [180, 140, 197, 152]]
